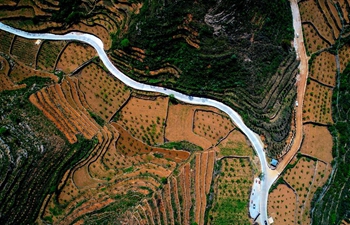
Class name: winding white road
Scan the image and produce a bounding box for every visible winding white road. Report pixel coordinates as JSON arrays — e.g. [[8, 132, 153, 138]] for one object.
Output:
[[0, 22, 277, 224]]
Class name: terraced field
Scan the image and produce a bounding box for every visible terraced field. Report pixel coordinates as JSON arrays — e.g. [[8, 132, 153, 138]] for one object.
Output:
[[0, 0, 299, 158]]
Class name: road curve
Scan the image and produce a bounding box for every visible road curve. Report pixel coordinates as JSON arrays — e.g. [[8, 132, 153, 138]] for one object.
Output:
[[0, 22, 275, 224]]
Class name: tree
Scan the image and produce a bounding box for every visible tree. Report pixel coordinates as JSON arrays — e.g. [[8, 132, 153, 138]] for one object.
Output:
[[120, 38, 130, 48]]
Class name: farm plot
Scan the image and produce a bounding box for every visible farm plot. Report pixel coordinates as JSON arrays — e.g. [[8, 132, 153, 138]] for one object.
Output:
[[42, 121, 188, 224], [299, 0, 335, 44], [217, 130, 254, 157], [0, 30, 14, 54], [56, 22, 112, 50], [29, 80, 100, 143], [300, 124, 333, 163], [56, 42, 96, 74], [303, 23, 330, 54], [37, 40, 66, 71], [268, 184, 297, 225], [338, 43, 350, 72], [77, 63, 131, 121], [336, 0, 350, 24], [9, 61, 58, 83], [165, 104, 213, 150], [309, 51, 336, 86], [193, 110, 235, 145], [282, 156, 331, 224], [303, 80, 333, 124], [0, 56, 25, 91], [209, 157, 253, 225], [11, 36, 40, 67], [116, 95, 168, 145], [317, 0, 341, 38]]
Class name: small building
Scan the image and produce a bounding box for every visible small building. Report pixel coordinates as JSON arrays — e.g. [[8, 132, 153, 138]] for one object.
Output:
[[295, 100, 299, 107], [270, 159, 278, 167]]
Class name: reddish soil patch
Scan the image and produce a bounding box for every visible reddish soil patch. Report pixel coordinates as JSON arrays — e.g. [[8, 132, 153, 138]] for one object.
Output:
[[56, 42, 96, 74], [11, 36, 39, 67], [299, 0, 334, 44], [165, 104, 212, 150], [303, 79, 333, 124], [193, 110, 234, 145], [117, 95, 168, 145], [300, 124, 333, 163], [302, 23, 330, 54], [77, 63, 131, 121], [268, 184, 296, 225], [217, 130, 253, 157], [309, 51, 336, 86]]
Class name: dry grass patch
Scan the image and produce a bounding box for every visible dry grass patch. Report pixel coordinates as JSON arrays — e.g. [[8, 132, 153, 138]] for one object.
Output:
[[309, 51, 336, 86], [300, 124, 333, 163], [268, 184, 296, 225], [303, 80, 333, 124]]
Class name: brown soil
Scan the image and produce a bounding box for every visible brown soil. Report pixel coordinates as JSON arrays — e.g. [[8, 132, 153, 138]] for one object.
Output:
[[56, 42, 96, 74], [303, 79, 333, 124], [299, 0, 334, 44], [303, 23, 330, 53], [117, 95, 168, 145], [300, 124, 333, 163], [309, 51, 336, 86], [268, 184, 297, 225], [165, 104, 213, 150], [194, 153, 202, 224], [217, 129, 253, 157], [193, 110, 234, 145]]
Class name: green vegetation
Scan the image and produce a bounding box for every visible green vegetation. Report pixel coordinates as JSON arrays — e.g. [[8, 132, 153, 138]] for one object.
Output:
[[88, 110, 105, 126], [208, 158, 252, 224], [158, 141, 203, 152]]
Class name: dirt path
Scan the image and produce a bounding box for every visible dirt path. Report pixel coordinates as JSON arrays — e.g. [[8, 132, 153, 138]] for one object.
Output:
[[276, 0, 309, 173]]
